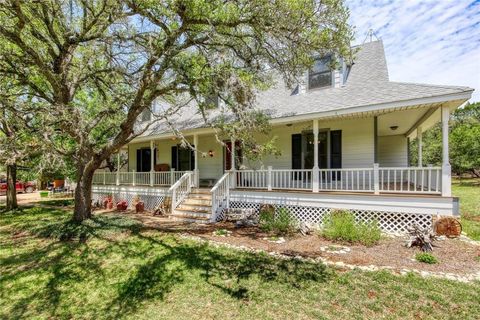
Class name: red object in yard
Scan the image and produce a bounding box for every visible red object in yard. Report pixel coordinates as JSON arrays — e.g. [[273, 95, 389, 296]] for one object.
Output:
[[0, 179, 36, 194], [106, 201, 114, 210], [116, 200, 128, 211], [135, 201, 145, 213]]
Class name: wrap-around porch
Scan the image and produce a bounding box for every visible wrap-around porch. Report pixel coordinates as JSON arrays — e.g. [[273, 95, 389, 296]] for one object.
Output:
[[91, 103, 457, 230]]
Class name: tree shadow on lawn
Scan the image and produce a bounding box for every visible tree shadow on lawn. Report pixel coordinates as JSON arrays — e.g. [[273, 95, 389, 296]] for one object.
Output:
[[108, 233, 331, 318], [2, 210, 331, 319]]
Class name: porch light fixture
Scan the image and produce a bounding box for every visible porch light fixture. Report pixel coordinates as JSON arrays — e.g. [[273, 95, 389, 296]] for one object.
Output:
[[208, 150, 214, 157], [390, 125, 399, 131]]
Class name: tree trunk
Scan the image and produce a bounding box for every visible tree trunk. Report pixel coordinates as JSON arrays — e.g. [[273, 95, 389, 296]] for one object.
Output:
[[6, 163, 18, 211], [73, 166, 95, 222]]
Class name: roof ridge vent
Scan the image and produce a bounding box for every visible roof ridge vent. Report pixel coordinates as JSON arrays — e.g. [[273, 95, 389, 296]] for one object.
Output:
[[363, 29, 381, 43]]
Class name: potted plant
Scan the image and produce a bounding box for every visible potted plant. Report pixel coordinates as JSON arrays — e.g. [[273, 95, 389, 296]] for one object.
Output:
[[103, 194, 113, 209], [116, 200, 128, 211], [132, 195, 144, 213]]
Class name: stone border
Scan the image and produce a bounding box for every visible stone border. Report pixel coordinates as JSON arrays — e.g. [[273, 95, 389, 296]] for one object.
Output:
[[180, 234, 480, 283]]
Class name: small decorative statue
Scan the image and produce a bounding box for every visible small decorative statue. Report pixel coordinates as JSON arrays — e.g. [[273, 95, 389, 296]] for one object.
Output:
[[405, 223, 436, 252], [103, 195, 113, 209]]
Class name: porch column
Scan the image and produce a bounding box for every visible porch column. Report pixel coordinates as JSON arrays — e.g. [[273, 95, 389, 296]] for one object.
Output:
[[417, 126, 423, 167], [193, 134, 199, 187], [312, 119, 319, 192], [441, 105, 451, 197], [116, 152, 120, 186], [150, 140, 154, 187], [230, 137, 236, 188]]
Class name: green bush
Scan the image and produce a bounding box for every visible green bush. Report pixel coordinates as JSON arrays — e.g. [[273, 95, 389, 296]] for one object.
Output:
[[415, 252, 438, 264], [322, 210, 381, 246], [259, 207, 296, 235]]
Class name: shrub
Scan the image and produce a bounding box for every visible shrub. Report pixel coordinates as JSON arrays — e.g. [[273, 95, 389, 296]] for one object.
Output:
[[415, 252, 438, 264], [321, 210, 381, 246], [259, 206, 296, 235]]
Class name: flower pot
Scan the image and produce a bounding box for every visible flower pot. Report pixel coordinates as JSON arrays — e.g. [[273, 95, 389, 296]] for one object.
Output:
[[106, 201, 114, 210], [135, 202, 145, 213], [116, 200, 128, 211]]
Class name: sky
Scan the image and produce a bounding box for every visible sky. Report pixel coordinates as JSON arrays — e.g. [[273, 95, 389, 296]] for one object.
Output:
[[346, 0, 480, 102]]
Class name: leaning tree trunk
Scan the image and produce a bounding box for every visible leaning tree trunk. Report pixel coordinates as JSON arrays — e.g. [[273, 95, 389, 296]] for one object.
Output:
[[73, 165, 96, 222], [6, 163, 18, 211]]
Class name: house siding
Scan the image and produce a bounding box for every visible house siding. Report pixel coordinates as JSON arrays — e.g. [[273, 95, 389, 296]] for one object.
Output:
[[127, 117, 382, 177], [378, 135, 408, 167]]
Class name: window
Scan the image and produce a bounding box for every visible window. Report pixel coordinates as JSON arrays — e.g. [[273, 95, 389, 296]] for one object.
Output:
[[205, 94, 219, 109], [140, 108, 151, 122], [308, 56, 333, 89]]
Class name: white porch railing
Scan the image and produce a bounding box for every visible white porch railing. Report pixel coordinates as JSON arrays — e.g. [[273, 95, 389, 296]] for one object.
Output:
[[379, 167, 441, 194], [169, 171, 194, 211], [211, 171, 231, 222], [319, 168, 374, 192], [233, 165, 442, 195], [92, 170, 188, 187]]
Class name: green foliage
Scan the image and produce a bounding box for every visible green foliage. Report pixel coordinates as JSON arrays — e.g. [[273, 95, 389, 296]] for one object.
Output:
[[453, 178, 480, 241], [409, 102, 480, 176], [2, 207, 480, 319], [259, 207, 297, 235], [322, 210, 381, 246], [415, 253, 438, 264], [0, 0, 354, 220]]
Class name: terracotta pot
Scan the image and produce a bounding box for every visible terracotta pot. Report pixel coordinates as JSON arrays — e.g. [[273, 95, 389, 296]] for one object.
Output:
[[106, 201, 114, 210], [116, 201, 128, 211], [135, 202, 145, 213]]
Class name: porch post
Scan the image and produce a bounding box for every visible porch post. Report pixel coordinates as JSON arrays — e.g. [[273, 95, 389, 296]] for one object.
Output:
[[230, 138, 236, 188], [312, 119, 319, 192], [170, 168, 175, 185], [193, 134, 199, 187], [267, 166, 272, 191], [373, 163, 380, 195], [417, 126, 423, 167], [132, 169, 136, 186], [116, 152, 120, 186], [150, 140, 154, 187], [441, 105, 451, 197]]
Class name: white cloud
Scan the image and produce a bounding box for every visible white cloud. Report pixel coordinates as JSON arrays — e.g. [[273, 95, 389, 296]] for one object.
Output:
[[346, 0, 480, 102]]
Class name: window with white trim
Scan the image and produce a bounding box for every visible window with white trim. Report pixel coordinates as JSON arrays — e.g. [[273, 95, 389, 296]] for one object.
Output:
[[308, 56, 333, 89]]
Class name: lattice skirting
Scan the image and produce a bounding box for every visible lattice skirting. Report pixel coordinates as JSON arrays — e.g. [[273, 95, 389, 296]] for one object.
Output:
[[224, 201, 432, 233], [92, 186, 167, 211]]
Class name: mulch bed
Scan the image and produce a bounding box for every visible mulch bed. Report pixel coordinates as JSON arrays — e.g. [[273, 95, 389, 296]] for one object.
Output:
[[106, 212, 480, 276]]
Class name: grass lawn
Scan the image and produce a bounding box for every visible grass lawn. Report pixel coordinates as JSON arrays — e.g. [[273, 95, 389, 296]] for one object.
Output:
[[452, 178, 480, 240], [1, 207, 479, 319]]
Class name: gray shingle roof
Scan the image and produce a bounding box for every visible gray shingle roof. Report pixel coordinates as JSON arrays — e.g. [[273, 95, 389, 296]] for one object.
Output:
[[137, 40, 473, 137]]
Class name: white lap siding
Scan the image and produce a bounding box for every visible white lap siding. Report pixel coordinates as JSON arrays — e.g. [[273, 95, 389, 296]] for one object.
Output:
[[246, 117, 375, 169], [378, 135, 408, 167]]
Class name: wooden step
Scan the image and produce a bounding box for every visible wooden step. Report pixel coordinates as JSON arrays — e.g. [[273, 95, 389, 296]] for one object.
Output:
[[177, 204, 212, 212], [190, 188, 212, 195], [183, 198, 212, 206], [175, 206, 210, 214], [186, 193, 212, 200]]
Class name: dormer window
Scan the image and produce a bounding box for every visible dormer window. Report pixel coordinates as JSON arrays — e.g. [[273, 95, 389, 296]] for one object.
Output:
[[308, 55, 333, 90], [140, 108, 151, 122], [205, 94, 219, 109]]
